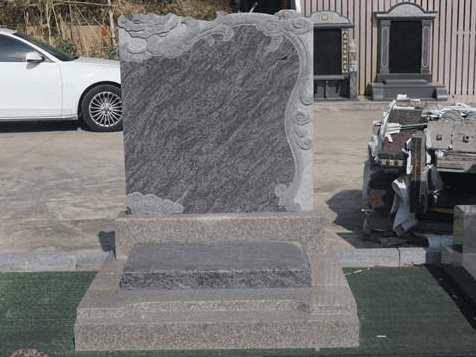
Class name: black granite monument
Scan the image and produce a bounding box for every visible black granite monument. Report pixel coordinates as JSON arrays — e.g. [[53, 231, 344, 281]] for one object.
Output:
[[308, 10, 357, 101], [371, 2, 447, 101]]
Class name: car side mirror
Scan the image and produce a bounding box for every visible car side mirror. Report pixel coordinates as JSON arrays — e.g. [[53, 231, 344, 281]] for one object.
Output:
[[25, 51, 44, 63]]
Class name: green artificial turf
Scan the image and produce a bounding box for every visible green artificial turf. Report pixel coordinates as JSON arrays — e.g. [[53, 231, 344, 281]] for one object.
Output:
[[1, 266, 476, 357]]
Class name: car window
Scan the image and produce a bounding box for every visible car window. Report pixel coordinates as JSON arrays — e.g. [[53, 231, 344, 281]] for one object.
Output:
[[0, 34, 35, 62], [14, 32, 76, 61]]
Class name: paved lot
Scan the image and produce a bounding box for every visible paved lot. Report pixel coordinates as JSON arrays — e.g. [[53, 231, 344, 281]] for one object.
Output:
[[0, 105, 391, 266], [313, 106, 383, 251], [0, 121, 125, 256]]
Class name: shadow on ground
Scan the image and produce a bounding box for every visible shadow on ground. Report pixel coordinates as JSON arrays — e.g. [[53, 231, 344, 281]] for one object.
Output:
[[98, 231, 116, 257], [326, 190, 366, 232], [0, 120, 80, 133], [426, 264, 476, 331], [325, 189, 433, 248]]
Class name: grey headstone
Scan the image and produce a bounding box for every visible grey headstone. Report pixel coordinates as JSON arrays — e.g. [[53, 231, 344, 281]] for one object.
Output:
[[73, 12, 360, 352], [119, 241, 311, 291], [118, 10, 313, 215]]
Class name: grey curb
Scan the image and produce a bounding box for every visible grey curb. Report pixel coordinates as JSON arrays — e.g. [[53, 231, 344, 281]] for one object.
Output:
[[335, 247, 433, 268], [0, 248, 439, 272], [0, 251, 114, 272]]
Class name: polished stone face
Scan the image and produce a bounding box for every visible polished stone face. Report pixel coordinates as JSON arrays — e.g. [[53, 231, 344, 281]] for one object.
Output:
[[119, 12, 314, 214], [119, 241, 312, 291]]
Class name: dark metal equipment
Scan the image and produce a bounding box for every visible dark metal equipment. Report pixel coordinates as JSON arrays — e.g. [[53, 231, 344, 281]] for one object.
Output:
[[363, 96, 476, 234]]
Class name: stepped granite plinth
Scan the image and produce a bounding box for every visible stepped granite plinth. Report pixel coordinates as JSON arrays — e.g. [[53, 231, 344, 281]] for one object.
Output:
[[75, 212, 359, 351], [74, 247, 358, 351], [74, 10, 359, 351]]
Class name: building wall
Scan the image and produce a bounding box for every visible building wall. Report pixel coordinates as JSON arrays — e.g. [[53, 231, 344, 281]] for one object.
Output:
[[301, 0, 476, 101]]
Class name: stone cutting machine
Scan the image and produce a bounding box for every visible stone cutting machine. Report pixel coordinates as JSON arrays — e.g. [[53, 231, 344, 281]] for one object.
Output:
[[363, 96, 476, 234]]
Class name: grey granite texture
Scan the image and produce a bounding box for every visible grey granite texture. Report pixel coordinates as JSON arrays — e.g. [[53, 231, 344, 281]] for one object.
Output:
[[116, 286, 313, 309], [118, 11, 313, 214], [74, 254, 359, 351], [118, 241, 311, 291], [454, 205, 476, 254], [114, 211, 328, 259]]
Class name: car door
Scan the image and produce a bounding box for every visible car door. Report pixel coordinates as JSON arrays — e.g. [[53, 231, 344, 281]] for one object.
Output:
[[0, 34, 62, 119]]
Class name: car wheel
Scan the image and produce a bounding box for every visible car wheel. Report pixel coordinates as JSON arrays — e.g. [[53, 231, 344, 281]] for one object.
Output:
[[80, 84, 123, 132]]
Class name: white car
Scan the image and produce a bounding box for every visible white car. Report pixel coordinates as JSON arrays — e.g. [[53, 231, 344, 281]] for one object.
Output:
[[0, 27, 123, 131]]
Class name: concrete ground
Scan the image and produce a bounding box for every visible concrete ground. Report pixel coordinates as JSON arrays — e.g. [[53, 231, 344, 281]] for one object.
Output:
[[0, 121, 124, 261], [0, 102, 430, 271], [313, 105, 380, 252]]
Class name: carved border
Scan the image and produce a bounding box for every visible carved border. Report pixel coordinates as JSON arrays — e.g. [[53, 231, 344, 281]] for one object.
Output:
[[374, 2, 437, 20], [309, 10, 353, 27], [119, 11, 313, 213]]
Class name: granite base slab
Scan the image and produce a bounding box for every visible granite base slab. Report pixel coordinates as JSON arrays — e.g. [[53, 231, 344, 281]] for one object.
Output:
[[370, 81, 448, 101], [119, 242, 311, 291], [115, 211, 328, 259], [74, 254, 359, 351]]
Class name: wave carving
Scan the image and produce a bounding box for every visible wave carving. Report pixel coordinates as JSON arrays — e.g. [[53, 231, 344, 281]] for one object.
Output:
[[118, 10, 312, 62]]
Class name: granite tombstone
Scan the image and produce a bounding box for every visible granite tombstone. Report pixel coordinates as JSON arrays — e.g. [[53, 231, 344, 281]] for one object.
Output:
[[120, 10, 313, 215], [74, 10, 359, 351]]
